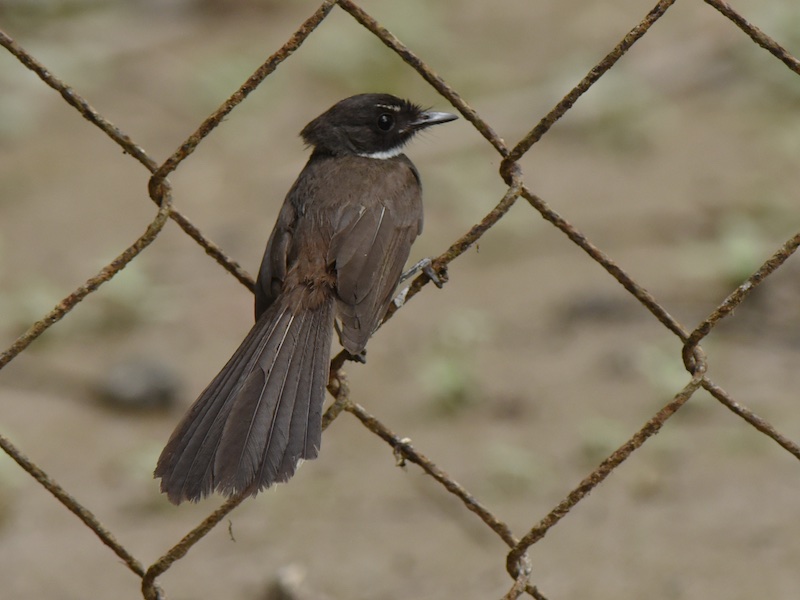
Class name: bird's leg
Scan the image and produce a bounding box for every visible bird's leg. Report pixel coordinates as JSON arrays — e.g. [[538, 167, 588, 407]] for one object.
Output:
[[392, 286, 411, 309], [399, 257, 446, 288], [346, 350, 367, 364], [393, 258, 447, 309]]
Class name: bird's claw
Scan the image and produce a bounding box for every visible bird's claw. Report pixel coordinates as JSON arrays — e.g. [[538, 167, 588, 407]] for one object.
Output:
[[345, 350, 367, 364], [400, 257, 447, 288]]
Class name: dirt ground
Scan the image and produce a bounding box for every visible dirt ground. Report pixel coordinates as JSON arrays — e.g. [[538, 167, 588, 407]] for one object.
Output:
[[1, 1, 800, 599]]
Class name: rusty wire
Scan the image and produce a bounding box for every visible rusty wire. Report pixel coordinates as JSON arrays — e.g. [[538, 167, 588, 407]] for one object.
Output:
[[1, 0, 800, 598]]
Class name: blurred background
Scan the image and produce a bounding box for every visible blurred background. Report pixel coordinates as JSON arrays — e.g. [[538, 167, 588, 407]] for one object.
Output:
[[1, 0, 800, 598]]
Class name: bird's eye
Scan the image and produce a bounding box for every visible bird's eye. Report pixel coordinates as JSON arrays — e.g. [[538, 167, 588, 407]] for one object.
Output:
[[377, 113, 395, 131]]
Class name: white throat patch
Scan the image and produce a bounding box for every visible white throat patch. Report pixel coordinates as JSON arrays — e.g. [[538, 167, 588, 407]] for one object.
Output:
[[357, 146, 405, 160]]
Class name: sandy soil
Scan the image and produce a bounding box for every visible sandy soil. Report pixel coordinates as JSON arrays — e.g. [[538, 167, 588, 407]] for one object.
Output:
[[1, 1, 799, 599]]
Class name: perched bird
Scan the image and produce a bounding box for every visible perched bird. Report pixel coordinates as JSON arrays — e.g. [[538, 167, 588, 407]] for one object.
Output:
[[155, 93, 457, 503]]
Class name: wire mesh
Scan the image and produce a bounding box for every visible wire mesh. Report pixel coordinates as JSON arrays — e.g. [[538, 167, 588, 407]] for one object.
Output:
[[1, 1, 799, 598]]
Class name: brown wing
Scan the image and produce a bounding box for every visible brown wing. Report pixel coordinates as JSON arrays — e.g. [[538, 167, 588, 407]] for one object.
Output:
[[255, 196, 297, 320], [254, 153, 423, 354], [328, 156, 423, 354]]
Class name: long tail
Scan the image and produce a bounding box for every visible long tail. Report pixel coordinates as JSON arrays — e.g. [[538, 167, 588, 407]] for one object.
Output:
[[155, 295, 335, 504]]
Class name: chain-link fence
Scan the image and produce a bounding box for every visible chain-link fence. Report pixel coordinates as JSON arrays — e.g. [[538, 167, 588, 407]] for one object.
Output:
[[1, 1, 799, 598]]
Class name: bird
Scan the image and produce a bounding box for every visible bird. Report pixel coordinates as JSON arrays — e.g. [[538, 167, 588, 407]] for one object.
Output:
[[154, 93, 457, 504]]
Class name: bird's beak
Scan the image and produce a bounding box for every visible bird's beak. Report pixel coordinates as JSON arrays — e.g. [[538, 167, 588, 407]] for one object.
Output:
[[411, 110, 458, 129]]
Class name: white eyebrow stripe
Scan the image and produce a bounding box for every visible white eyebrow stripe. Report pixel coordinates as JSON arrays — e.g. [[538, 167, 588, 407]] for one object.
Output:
[[357, 146, 405, 160], [375, 103, 401, 112]]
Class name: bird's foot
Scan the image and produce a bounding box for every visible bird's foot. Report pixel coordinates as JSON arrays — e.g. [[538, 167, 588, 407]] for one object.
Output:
[[345, 349, 367, 364], [400, 257, 447, 288]]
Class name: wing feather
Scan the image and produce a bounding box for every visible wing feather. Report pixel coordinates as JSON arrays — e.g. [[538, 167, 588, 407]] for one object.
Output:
[[329, 171, 421, 354]]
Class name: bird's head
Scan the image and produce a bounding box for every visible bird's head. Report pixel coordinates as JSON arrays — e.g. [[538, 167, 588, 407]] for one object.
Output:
[[300, 93, 457, 158]]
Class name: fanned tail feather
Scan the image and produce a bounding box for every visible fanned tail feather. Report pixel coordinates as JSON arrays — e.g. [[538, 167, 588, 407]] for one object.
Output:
[[155, 295, 335, 504]]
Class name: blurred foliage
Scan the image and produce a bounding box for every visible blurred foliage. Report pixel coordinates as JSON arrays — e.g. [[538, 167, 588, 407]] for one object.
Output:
[[683, 209, 785, 290], [577, 416, 630, 468], [636, 341, 692, 402], [417, 307, 490, 417], [0, 0, 108, 22], [483, 441, 545, 495], [0, 258, 172, 341]]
